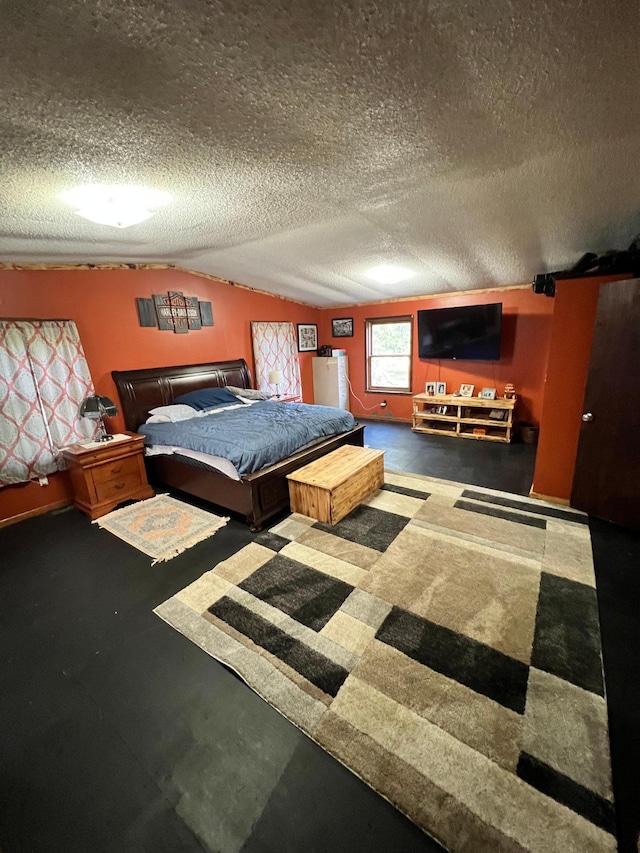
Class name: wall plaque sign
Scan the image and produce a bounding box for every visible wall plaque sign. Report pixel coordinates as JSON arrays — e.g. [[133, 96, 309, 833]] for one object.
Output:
[[136, 294, 214, 332]]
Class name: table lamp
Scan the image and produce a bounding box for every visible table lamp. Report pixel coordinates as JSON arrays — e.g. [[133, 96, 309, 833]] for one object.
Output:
[[79, 394, 118, 441], [268, 369, 283, 398]]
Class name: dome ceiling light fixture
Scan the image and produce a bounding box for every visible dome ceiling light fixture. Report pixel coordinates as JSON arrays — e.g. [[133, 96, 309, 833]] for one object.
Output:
[[366, 264, 414, 285], [60, 184, 171, 228]]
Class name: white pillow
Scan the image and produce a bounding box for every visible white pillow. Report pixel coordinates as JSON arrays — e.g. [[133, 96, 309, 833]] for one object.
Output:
[[147, 404, 197, 422]]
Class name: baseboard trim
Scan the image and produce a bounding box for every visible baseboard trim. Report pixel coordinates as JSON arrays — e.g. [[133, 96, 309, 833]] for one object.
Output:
[[357, 415, 413, 424], [528, 490, 571, 507], [0, 499, 72, 529]]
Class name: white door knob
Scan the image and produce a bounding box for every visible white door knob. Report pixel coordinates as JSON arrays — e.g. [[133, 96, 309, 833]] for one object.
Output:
[[582, 412, 594, 422]]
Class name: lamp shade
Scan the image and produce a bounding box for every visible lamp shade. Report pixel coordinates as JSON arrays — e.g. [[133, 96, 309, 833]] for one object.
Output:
[[268, 370, 283, 385], [79, 395, 118, 419]]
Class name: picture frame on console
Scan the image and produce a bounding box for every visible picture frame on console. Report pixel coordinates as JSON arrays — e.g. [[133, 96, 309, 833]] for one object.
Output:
[[459, 384, 475, 397], [480, 387, 497, 400], [436, 382, 447, 395]]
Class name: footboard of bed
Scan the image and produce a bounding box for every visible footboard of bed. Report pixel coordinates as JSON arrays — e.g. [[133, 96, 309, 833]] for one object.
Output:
[[145, 424, 365, 531], [244, 424, 365, 530]]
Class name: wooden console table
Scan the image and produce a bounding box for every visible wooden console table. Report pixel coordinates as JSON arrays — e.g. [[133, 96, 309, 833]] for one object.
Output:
[[412, 394, 516, 443]]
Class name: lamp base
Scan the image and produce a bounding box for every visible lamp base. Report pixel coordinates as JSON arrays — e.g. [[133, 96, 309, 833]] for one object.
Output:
[[97, 418, 113, 441]]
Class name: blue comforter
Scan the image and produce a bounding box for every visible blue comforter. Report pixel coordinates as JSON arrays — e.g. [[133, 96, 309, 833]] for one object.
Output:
[[139, 401, 356, 476]]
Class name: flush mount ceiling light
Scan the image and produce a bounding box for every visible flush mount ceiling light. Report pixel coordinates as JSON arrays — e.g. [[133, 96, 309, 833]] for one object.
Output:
[[60, 184, 171, 228], [366, 264, 414, 285]]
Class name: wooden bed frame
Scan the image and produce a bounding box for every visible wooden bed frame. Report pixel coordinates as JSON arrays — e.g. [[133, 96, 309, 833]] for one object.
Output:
[[112, 359, 365, 531]]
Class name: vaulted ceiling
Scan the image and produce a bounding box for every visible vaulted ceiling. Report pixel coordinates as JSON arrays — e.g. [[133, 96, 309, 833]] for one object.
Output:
[[1, 0, 640, 306]]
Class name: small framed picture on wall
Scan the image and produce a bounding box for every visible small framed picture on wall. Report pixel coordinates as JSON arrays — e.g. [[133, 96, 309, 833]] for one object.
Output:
[[332, 317, 354, 337], [297, 323, 318, 352]]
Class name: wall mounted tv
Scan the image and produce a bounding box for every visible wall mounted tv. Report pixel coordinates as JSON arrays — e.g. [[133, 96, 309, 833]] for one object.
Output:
[[417, 303, 502, 360]]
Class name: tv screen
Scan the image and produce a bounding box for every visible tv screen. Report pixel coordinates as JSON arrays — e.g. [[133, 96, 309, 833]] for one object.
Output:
[[417, 303, 502, 360]]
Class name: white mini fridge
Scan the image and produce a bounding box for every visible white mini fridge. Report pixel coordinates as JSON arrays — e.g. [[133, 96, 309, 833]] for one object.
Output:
[[312, 356, 350, 411]]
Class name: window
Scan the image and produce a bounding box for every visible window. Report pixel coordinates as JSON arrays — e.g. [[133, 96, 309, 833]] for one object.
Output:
[[0, 320, 96, 485], [365, 315, 413, 393], [250, 321, 302, 399]]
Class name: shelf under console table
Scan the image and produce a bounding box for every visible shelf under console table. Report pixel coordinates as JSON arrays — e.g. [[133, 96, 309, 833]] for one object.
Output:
[[411, 393, 516, 443]]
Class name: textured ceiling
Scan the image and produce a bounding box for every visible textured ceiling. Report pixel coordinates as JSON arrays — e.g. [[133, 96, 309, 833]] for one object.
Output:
[[1, 1, 640, 306]]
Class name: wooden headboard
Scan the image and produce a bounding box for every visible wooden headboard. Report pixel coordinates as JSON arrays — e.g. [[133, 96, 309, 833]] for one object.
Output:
[[112, 359, 253, 431]]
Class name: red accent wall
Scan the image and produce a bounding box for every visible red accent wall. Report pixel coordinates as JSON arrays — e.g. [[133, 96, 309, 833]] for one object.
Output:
[[0, 268, 319, 522], [319, 287, 555, 426], [531, 274, 628, 501]]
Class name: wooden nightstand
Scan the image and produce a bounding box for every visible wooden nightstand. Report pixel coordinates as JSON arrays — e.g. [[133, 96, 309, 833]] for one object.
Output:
[[62, 433, 154, 520]]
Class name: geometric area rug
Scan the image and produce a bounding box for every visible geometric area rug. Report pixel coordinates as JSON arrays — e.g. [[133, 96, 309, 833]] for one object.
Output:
[[94, 494, 228, 564], [154, 471, 616, 852]]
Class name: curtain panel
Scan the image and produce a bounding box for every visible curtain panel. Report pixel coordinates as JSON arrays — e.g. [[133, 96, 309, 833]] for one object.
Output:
[[251, 322, 302, 398], [0, 320, 96, 486]]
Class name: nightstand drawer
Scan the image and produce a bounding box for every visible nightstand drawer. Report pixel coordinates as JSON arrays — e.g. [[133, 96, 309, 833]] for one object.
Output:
[[92, 455, 139, 484], [95, 472, 142, 503]]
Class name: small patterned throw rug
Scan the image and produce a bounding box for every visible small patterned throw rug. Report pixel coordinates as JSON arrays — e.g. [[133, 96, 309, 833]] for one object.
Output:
[[154, 471, 615, 853], [94, 494, 228, 564]]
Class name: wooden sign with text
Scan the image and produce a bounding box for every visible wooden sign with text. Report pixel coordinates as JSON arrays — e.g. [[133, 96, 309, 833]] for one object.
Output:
[[136, 293, 214, 332]]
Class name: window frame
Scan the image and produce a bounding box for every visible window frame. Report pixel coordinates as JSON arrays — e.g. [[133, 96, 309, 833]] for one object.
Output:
[[365, 314, 413, 394]]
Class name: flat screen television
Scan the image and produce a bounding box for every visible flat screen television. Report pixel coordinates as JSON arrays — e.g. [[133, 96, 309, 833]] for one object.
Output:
[[417, 303, 502, 360]]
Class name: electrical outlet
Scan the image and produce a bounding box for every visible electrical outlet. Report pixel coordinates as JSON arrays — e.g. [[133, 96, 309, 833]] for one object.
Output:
[[380, 400, 387, 408]]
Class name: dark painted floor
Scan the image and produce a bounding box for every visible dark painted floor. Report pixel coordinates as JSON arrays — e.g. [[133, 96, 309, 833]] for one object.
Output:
[[359, 417, 538, 496], [0, 422, 637, 852]]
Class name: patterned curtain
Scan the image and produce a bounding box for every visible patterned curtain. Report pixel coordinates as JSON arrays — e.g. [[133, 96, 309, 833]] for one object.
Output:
[[251, 322, 302, 398], [0, 320, 97, 485]]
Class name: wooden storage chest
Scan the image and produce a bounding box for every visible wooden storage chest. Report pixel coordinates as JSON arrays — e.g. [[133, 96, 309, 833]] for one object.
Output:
[[286, 445, 384, 524]]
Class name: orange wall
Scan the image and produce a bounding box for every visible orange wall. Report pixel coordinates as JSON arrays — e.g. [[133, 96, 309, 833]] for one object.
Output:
[[319, 287, 555, 425], [0, 268, 318, 522], [3, 267, 617, 519], [531, 274, 628, 501]]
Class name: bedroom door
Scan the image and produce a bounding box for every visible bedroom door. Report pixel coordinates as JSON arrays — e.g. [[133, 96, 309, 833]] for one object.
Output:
[[571, 278, 640, 529]]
